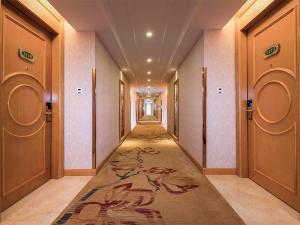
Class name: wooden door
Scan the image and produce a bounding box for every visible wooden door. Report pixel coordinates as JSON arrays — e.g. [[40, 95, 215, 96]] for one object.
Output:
[[119, 81, 125, 139], [0, 3, 52, 210], [247, 1, 299, 210]]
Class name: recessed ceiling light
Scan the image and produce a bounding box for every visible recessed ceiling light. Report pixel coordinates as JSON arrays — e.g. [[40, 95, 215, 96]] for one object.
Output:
[[148, 86, 151, 88], [146, 31, 153, 38], [147, 79, 151, 82], [147, 71, 151, 75], [147, 58, 152, 63]]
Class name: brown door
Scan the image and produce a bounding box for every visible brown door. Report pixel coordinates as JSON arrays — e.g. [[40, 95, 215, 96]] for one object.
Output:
[[119, 81, 125, 139], [247, 1, 299, 210], [0, 3, 52, 210]]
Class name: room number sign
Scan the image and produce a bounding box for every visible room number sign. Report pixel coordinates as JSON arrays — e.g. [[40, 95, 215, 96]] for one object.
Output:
[[264, 43, 280, 59], [18, 48, 35, 63]]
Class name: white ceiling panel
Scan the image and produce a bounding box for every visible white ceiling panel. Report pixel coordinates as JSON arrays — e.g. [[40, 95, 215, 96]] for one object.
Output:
[[49, 0, 246, 91]]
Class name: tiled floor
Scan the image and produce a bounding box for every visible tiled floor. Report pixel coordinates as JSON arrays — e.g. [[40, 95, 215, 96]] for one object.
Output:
[[0, 176, 92, 225], [1, 174, 299, 225], [207, 175, 300, 225]]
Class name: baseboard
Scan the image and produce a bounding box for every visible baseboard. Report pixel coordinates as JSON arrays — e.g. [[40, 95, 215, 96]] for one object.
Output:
[[170, 133, 178, 141], [64, 169, 96, 176], [203, 168, 237, 175], [167, 131, 203, 174]]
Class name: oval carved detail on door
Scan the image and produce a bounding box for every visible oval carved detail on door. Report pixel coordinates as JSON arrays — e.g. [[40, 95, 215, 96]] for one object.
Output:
[[7, 84, 43, 126], [256, 80, 291, 124]]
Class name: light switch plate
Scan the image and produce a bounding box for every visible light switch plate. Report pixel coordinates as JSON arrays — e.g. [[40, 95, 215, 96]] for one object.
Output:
[[77, 88, 83, 94], [217, 87, 224, 94]]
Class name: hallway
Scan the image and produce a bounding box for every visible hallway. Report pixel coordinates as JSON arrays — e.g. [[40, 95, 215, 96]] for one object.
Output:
[[52, 124, 244, 225], [1, 0, 300, 224]]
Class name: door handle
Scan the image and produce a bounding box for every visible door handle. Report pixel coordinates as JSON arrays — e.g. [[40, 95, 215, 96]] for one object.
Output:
[[246, 99, 253, 120], [45, 102, 52, 122]]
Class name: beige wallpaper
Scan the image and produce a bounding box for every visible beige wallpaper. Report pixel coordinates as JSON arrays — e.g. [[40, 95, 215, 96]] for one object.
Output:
[[177, 36, 204, 166], [204, 18, 236, 168], [64, 22, 95, 169], [64, 26, 131, 170], [95, 35, 122, 167]]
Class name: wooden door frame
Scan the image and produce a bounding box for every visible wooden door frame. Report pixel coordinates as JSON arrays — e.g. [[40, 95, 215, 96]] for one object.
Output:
[[0, 0, 64, 191], [235, 0, 299, 177], [136, 100, 138, 124], [92, 68, 96, 169], [174, 79, 179, 139], [119, 80, 125, 141], [202, 66, 207, 168], [160, 98, 163, 123]]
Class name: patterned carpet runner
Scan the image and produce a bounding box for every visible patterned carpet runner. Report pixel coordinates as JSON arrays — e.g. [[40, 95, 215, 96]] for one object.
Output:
[[52, 124, 245, 225]]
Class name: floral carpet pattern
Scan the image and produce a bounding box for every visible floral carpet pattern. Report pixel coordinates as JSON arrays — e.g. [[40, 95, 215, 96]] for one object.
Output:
[[53, 124, 245, 225]]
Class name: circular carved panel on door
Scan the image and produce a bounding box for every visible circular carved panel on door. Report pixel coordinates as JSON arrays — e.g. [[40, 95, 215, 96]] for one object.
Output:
[[257, 81, 291, 124], [7, 84, 43, 126]]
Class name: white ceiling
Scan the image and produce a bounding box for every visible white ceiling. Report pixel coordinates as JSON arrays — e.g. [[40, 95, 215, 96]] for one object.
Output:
[[49, 0, 246, 92]]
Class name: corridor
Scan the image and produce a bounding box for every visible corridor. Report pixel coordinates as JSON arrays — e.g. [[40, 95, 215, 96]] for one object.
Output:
[[1, 0, 300, 224]]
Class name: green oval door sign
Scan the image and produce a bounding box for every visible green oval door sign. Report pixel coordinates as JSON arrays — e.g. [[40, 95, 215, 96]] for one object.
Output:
[[264, 43, 280, 59], [18, 48, 35, 63]]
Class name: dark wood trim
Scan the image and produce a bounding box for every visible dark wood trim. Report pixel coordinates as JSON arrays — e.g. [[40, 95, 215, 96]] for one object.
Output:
[[92, 68, 96, 169], [202, 66, 207, 168]]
